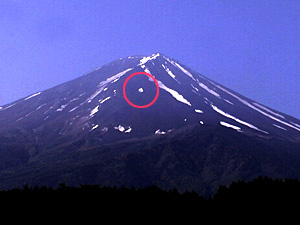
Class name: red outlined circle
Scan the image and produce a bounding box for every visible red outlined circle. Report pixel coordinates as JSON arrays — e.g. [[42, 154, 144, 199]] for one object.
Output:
[[123, 72, 159, 108]]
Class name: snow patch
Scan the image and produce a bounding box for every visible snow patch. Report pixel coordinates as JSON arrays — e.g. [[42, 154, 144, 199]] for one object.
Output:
[[195, 109, 203, 114], [144, 68, 151, 74], [56, 105, 67, 112], [91, 124, 99, 131], [112, 77, 120, 83], [114, 125, 125, 132], [125, 127, 132, 133], [102, 127, 108, 132], [155, 129, 166, 135], [139, 53, 160, 65]]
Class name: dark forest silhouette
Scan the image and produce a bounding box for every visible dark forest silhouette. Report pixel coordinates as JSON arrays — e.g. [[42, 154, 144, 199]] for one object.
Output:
[[1, 176, 300, 223]]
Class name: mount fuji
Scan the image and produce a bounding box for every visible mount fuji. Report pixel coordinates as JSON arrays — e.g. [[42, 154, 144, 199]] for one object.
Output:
[[1, 53, 300, 195]]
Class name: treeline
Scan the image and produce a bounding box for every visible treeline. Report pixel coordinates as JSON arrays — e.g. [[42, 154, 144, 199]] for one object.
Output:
[[1, 177, 300, 223]]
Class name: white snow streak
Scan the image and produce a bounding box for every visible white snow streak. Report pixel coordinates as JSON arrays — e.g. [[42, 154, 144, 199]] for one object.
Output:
[[99, 96, 111, 104], [161, 64, 176, 79], [198, 83, 220, 98], [36, 104, 46, 110], [146, 68, 191, 106], [69, 106, 79, 112], [253, 103, 285, 119], [158, 81, 191, 106], [0, 103, 17, 112], [273, 124, 287, 131], [213, 84, 300, 132], [90, 106, 99, 117], [191, 84, 199, 92], [224, 99, 234, 105], [25, 92, 41, 101], [87, 68, 132, 103], [174, 62, 196, 81], [220, 121, 241, 131], [163, 56, 196, 81], [161, 64, 180, 84], [291, 122, 300, 129], [192, 89, 201, 97], [211, 104, 268, 134]]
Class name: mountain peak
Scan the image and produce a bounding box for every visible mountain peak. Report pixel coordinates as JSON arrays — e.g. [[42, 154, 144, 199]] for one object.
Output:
[[0, 53, 300, 194], [1, 53, 300, 145]]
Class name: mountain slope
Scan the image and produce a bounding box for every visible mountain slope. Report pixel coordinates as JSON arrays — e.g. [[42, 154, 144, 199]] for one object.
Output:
[[0, 53, 300, 194]]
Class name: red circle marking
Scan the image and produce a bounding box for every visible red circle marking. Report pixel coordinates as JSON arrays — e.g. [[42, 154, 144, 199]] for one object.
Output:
[[123, 72, 159, 108]]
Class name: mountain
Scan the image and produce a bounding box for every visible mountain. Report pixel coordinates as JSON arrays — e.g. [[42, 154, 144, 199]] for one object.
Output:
[[0, 53, 300, 195]]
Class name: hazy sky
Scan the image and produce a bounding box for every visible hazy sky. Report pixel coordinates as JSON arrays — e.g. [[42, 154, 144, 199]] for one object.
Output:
[[0, 0, 299, 118]]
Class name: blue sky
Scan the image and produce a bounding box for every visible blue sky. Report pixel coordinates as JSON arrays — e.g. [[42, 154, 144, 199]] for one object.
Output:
[[0, 0, 299, 118]]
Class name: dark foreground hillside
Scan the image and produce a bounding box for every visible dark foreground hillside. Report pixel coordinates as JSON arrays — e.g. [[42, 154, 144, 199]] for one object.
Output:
[[2, 176, 300, 224]]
